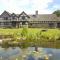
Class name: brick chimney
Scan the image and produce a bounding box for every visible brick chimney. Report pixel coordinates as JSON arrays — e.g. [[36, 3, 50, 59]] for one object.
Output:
[[35, 10, 38, 16]]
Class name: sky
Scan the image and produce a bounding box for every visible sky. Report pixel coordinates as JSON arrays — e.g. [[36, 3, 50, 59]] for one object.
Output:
[[0, 0, 60, 14]]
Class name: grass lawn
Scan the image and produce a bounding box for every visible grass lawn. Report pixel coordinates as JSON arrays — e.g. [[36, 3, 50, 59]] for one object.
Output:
[[0, 28, 39, 34], [0, 28, 59, 34]]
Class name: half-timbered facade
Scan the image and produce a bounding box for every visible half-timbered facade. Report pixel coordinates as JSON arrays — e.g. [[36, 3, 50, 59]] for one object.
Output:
[[0, 10, 60, 28]]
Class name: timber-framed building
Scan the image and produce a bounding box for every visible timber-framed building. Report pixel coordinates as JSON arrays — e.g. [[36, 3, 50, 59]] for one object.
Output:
[[0, 10, 60, 28]]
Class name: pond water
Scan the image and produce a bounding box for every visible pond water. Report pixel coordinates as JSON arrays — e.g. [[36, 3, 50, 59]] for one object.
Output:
[[0, 47, 60, 60]]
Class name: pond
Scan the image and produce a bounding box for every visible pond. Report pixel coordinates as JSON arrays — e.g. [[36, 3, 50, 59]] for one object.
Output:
[[0, 47, 60, 60]]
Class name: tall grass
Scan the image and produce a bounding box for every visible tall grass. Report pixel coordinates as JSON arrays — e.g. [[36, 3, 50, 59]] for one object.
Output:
[[0, 28, 60, 48]]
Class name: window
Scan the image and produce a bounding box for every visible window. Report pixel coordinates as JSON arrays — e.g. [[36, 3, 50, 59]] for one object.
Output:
[[22, 21, 25, 25], [4, 22, 9, 25], [12, 17, 15, 19], [49, 23, 54, 27], [57, 23, 60, 28], [0, 22, 1, 25], [4, 17, 8, 20], [22, 16, 25, 20]]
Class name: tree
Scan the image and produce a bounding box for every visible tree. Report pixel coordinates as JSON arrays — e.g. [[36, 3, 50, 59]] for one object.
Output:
[[53, 10, 60, 17]]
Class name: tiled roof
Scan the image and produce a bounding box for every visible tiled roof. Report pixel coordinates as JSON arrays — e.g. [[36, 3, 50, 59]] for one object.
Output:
[[29, 14, 60, 21], [0, 11, 60, 22], [0, 11, 11, 17], [11, 13, 17, 17], [18, 11, 30, 18]]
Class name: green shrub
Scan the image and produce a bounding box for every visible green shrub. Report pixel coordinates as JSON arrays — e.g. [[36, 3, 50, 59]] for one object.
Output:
[[2, 41, 9, 48], [21, 27, 28, 37]]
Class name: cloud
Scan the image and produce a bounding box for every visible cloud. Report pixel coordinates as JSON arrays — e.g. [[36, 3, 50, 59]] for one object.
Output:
[[0, 0, 56, 14], [30, 0, 53, 14]]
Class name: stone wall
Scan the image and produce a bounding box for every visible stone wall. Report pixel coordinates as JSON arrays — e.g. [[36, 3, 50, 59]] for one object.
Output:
[[0, 20, 58, 28], [29, 23, 50, 28]]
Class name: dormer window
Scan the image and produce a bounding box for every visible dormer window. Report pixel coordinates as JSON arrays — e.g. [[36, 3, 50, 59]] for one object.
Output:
[[11, 13, 17, 20], [4, 17, 8, 20], [32, 15, 36, 17]]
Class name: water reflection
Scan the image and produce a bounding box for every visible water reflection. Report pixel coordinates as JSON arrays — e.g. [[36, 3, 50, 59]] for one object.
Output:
[[0, 47, 59, 60], [0, 47, 21, 60]]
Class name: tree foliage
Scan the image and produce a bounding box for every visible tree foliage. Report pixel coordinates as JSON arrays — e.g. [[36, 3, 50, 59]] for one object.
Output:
[[53, 10, 60, 17]]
